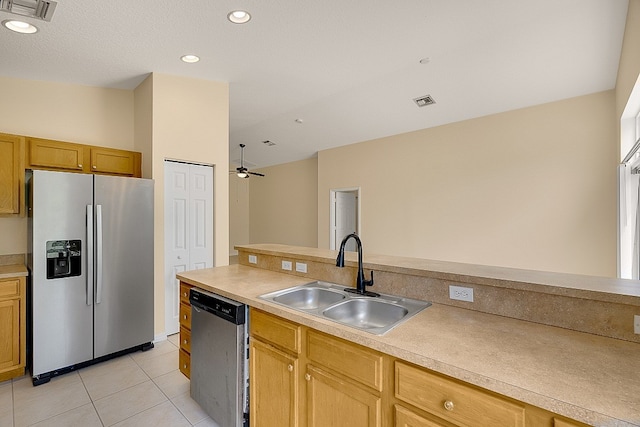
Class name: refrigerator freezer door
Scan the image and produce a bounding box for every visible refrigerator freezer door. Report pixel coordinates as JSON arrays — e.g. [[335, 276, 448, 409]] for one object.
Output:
[[31, 171, 94, 376], [93, 175, 154, 358]]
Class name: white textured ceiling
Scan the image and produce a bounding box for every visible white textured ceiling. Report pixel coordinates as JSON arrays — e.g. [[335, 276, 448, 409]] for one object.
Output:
[[0, 0, 629, 168]]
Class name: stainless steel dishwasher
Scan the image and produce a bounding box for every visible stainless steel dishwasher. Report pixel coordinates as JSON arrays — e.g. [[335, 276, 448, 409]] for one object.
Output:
[[189, 288, 249, 427]]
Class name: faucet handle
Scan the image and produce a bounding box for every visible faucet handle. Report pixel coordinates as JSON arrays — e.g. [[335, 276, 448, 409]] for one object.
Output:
[[364, 270, 374, 287]]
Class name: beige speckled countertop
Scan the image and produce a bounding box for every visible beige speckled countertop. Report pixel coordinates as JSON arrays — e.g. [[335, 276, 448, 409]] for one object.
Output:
[[0, 264, 28, 279], [178, 264, 640, 427]]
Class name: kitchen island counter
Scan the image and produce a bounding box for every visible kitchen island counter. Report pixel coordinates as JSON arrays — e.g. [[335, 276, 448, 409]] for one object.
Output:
[[178, 263, 640, 427]]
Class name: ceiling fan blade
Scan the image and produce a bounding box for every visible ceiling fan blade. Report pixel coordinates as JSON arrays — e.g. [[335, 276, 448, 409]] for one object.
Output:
[[248, 171, 265, 177]]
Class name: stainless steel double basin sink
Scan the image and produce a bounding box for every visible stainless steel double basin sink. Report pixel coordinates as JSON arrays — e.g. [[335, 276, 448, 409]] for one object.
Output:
[[259, 281, 431, 335]]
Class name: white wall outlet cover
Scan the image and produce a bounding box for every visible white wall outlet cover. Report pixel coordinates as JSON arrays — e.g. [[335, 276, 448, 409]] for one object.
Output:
[[295, 262, 307, 273], [248, 255, 257, 264], [449, 285, 474, 302], [635, 315, 640, 334], [282, 260, 292, 270]]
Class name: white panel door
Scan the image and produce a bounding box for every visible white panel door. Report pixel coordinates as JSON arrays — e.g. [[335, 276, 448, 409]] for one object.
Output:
[[164, 161, 214, 336]]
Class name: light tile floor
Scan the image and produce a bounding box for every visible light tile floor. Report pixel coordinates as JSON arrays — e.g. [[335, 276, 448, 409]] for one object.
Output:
[[0, 334, 219, 427]]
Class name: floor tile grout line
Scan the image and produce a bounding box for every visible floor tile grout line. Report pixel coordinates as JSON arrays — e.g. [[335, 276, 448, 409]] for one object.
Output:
[[77, 365, 106, 427]]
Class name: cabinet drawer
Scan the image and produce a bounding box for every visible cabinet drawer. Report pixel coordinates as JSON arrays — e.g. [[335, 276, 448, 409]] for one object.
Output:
[[180, 282, 192, 306], [179, 348, 190, 379], [180, 303, 191, 330], [395, 362, 524, 427], [395, 405, 446, 427], [0, 278, 20, 299], [180, 326, 191, 354], [307, 329, 383, 392], [250, 309, 301, 354]]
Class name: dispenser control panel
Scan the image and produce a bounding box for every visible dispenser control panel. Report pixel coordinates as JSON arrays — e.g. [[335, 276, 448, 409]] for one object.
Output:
[[46, 240, 81, 279]]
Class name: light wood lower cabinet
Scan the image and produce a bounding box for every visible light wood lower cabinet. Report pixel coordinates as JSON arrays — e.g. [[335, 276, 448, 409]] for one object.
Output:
[[306, 364, 382, 427], [250, 338, 299, 427], [0, 276, 26, 381], [249, 309, 593, 427], [179, 282, 193, 378]]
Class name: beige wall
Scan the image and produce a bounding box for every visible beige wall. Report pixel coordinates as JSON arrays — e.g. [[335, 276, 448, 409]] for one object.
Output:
[[318, 91, 617, 277], [249, 158, 318, 248], [146, 73, 229, 335], [0, 76, 135, 255], [229, 177, 250, 255]]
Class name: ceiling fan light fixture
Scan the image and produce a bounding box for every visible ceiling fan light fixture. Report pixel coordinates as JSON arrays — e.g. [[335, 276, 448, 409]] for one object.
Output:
[[227, 10, 251, 24], [237, 171, 249, 178], [3, 19, 38, 33]]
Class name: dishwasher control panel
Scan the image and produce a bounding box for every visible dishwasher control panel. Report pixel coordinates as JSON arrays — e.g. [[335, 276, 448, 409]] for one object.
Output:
[[189, 288, 246, 325]]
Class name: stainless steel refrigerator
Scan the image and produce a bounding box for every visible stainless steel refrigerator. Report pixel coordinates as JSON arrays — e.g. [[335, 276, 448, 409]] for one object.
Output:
[[27, 170, 154, 385]]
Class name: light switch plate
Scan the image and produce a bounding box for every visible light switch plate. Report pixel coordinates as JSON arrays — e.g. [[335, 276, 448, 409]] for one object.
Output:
[[449, 285, 474, 302], [296, 262, 307, 273], [282, 260, 292, 271], [248, 255, 257, 264]]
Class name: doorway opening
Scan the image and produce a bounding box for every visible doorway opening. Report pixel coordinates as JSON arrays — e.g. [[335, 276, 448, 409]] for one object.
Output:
[[330, 188, 361, 252]]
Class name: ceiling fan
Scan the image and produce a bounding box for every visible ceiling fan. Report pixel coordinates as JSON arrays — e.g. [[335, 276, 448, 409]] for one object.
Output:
[[232, 144, 265, 178]]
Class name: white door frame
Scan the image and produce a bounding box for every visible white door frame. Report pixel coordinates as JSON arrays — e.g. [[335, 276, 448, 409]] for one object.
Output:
[[330, 187, 361, 250]]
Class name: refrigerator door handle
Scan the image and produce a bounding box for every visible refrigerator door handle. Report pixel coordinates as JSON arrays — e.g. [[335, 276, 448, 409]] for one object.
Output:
[[86, 205, 94, 306], [96, 204, 103, 304]]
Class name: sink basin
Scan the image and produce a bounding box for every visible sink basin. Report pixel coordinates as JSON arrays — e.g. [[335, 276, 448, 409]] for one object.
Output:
[[322, 299, 408, 330], [259, 281, 431, 335], [273, 287, 345, 310]]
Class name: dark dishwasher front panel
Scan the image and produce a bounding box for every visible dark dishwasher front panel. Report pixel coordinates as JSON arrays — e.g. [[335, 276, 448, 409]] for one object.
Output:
[[189, 288, 248, 427]]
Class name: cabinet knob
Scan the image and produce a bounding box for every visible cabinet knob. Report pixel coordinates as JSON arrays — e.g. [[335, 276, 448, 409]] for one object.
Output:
[[183, 339, 188, 345], [287, 364, 293, 372], [305, 373, 311, 381], [183, 364, 187, 369], [183, 292, 187, 297], [92, 165, 97, 169], [183, 314, 187, 320], [443, 400, 455, 411], [78, 164, 83, 168]]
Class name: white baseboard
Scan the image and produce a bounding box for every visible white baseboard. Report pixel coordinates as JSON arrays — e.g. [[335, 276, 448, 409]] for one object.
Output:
[[154, 332, 168, 343]]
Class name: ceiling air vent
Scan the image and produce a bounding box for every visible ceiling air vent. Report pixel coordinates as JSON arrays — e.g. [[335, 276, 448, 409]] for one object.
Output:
[[0, 0, 57, 21], [413, 95, 435, 108], [262, 140, 276, 146]]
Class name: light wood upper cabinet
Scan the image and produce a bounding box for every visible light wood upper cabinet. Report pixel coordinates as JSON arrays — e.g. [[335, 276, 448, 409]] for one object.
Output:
[[0, 133, 25, 215], [27, 137, 86, 171], [90, 146, 140, 176], [0, 276, 26, 382], [26, 137, 142, 177]]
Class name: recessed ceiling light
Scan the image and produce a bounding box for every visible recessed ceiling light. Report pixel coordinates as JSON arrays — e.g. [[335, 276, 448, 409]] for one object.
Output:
[[419, 57, 431, 65], [2, 19, 38, 34], [180, 54, 200, 63], [227, 10, 251, 24]]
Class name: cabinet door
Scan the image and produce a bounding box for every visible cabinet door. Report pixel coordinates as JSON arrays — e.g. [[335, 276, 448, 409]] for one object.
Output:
[[90, 147, 137, 176], [28, 138, 86, 171], [0, 133, 24, 215], [0, 298, 20, 370], [306, 364, 381, 427], [250, 339, 298, 427], [395, 405, 448, 427]]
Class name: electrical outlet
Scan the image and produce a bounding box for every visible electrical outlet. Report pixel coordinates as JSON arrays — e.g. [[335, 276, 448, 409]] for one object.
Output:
[[635, 315, 640, 334], [295, 262, 307, 273], [281, 260, 292, 271], [449, 285, 474, 302], [248, 255, 257, 264]]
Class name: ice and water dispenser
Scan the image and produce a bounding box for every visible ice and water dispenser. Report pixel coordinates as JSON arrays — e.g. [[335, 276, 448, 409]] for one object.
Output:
[[46, 240, 81, 279]]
